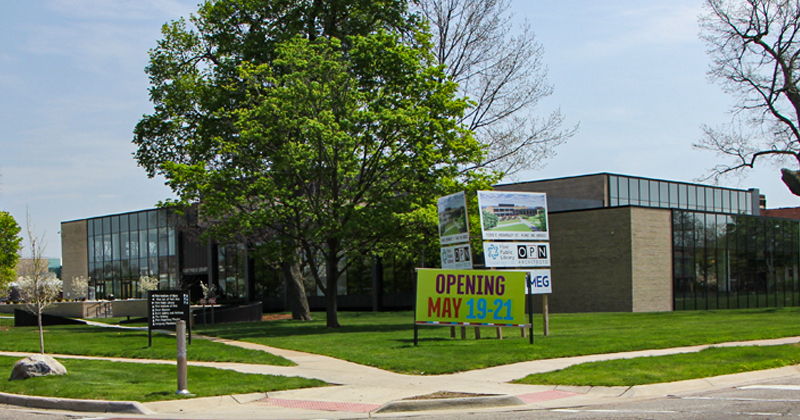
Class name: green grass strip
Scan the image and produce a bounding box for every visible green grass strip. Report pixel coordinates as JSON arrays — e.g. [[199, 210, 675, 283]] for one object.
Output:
[[514, 344, 800, 387], [0, 356, 325, 402], [195, 308, 800, 375], [0, 325, 293, 366]]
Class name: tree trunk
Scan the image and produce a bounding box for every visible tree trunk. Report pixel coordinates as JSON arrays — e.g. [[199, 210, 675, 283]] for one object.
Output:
[[282, 259, 312, 320], [37, 309, 44, 354], [325, 244, 340, 328]]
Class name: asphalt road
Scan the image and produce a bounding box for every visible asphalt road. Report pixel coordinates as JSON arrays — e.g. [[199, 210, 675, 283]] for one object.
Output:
[[378, 376, 800, 420]]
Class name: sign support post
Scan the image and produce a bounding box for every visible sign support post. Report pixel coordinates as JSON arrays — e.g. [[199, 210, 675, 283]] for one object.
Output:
[[543, 295, 550, 336], [413, 271, 419, 347], [527, 275, 534, 344]]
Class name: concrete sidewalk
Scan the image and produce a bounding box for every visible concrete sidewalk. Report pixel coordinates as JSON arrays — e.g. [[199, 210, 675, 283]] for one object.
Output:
[[1, 335, 799, 419]]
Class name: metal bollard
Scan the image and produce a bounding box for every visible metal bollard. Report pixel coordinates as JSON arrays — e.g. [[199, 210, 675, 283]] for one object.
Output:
[[176, 320, 190, 395]]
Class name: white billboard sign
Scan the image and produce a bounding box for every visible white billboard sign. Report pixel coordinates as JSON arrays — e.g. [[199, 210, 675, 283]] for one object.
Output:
[[440, 243, 473, 270], [477, 191, 549, 241], [483, 242, 550, 268], [525, 269, 552, 294], [438, 191, 470, 245]]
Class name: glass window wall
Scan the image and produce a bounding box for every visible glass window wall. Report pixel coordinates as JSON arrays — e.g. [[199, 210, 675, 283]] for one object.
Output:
[[673, 210, 800, 310], [85, 209, 177, 299], [608, 175, 755, 215]]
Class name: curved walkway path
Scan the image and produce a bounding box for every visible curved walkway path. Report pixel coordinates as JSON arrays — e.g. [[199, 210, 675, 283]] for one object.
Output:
[[1, 335, 800, 418], [0, 336, 800, 418]]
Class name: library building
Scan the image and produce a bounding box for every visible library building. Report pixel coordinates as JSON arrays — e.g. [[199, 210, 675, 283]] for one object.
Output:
[[60, 173, 800, 313]]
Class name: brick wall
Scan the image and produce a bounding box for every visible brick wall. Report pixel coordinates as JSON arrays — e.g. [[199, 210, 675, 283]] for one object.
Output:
[[60, 220, 88, 299], [630, 207, 673, 312]]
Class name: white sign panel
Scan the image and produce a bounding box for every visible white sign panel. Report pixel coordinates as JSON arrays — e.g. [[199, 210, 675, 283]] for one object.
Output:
[[440, 243, 473, 270], [483, 242, 550, 268], [477, 191, 549, 240], [525, 269, 552, 294], [438, 191, 470, 245]]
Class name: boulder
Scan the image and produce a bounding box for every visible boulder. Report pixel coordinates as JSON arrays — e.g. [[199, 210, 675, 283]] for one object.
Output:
[[9, 355, 67, 381]]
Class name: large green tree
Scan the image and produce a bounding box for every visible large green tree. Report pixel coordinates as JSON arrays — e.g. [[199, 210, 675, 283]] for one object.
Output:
[[134, 0, 491, 327], [0, 211, 22, 290]]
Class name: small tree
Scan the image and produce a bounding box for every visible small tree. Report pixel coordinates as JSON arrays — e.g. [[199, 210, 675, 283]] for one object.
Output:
[[70, 276, 89, 301], [17, 214, 61, 354], [137, 275, 159, 297]]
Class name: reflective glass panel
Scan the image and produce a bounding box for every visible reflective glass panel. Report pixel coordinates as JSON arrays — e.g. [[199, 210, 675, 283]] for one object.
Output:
[[630, 178, 639, 203], [103, 234, 112, 261], [148, 211, 158, 229], [660, 182, 669, 207], [138, 212, 148, 231], [695, 187, 705, 210], [168, 228, 175, 256], [88, 237, 95, 263], [112, 233, 120, 261], [650, 180, 659, 206], [746, 193, 753, 214], [158, 228, 168, 257], [670, 183, 679, 207], [640, 180, 650, 205], [139, 230, 148, 258], [130, 231, 139, 259], [722, 190, 730, 213], [148, 228, 158, 256], [619, 177, 629, 199], [120, 232, 129, 260], [609, 176, 618, 199]]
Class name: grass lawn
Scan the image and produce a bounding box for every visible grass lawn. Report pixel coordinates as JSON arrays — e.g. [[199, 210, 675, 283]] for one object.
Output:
[[0, 356, 325, 402], [514, 344, 800, 386], [489, 223, 530, 232], [194, 308, 800, 375], [441, 222, 462, 236], [0, 324, 293, 366]]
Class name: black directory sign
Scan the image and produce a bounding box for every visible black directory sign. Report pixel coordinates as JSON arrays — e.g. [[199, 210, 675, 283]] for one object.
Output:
[[148, 290, 191, 346]]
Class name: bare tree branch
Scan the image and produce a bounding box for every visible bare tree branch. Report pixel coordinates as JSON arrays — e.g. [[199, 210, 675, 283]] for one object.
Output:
[[414, 0, 577, 176], [697, 0, 800, 193]]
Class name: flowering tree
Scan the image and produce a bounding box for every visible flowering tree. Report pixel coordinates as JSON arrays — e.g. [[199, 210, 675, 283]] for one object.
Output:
[[17, 215, 61, 354], [70, 276, 89, 301], [137, 275, 159, 297], [200, 282, 218, 301]]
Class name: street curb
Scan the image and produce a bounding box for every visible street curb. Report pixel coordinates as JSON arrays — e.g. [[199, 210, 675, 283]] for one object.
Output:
[[373, 395, 526, 413], [0, 391, 152, 415]]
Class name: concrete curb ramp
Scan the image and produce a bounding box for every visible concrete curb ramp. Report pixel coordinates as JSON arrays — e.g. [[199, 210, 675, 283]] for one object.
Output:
[[0, 391, 152, 415], [374, 395, 526, 413]]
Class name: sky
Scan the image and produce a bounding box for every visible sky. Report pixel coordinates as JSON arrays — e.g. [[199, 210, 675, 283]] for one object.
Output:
[[1, 0, 798, 260]]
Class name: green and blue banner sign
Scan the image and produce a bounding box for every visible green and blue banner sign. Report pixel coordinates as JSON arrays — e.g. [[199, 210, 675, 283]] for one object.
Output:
[[415, 268, 528, 327]]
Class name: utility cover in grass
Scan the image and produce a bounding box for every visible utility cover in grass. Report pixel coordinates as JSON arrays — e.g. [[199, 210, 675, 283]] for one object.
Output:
[[10, 355, 67, 380]]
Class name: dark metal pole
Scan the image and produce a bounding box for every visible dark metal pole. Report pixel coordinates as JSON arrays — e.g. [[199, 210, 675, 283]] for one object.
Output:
[[413, 270, 422, 346]]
